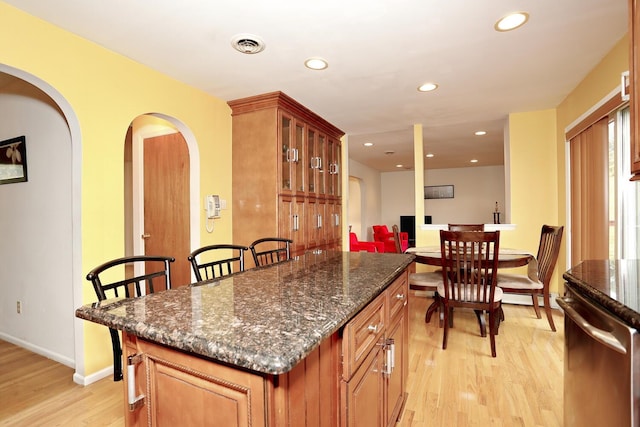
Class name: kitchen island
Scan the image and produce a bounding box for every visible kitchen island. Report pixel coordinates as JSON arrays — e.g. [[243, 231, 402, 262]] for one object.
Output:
[[76, 250, 414, 427]]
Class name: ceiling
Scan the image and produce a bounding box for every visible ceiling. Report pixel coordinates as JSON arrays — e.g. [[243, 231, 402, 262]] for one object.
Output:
[[3, 0, 628, 171]]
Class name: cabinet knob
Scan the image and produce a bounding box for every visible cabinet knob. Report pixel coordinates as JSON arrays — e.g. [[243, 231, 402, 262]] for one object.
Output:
[[141, 234, 151, 239], [396, 293, 405, 300], [367, 324, 378, 333]]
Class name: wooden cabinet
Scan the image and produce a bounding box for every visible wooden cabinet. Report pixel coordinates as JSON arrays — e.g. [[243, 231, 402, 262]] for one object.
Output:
[[340, 271, 409, 427], [630, 0, 640, 180], [229, 92, 344, 254]]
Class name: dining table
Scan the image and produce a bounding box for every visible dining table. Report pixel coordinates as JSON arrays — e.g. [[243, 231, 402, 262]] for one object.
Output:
[[405, 246, 537, 334]]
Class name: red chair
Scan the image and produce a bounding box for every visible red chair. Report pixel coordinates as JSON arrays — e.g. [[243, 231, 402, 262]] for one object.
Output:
[[373, 225, 409, 253], [349, 232, 385, 253]]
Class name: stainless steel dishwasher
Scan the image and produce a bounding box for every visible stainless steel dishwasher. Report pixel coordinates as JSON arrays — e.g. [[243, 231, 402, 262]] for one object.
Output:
[[558, 284, 640, 427]]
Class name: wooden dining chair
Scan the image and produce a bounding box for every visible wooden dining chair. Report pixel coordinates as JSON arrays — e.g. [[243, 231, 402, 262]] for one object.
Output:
[[249, 237, 293, 267], [86, 255, 175, 381], [188, 244, 249, 281], [438, 230, 502, 357], [497, 225, 564, 331]]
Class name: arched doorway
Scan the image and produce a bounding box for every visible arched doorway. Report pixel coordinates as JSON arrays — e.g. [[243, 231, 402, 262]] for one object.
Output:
[[125, 115, 199, 287]]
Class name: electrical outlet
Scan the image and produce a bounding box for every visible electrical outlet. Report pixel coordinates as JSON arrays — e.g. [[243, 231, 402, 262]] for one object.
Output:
[[16, 301, 22, 314]]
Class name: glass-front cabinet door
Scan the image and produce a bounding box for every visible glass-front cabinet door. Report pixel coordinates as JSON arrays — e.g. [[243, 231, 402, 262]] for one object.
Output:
[[308, 128, 316, 193], [280, 113, 293, 192], [327, 137, 341, 197], [317, 134, 326, 195], [307, 127, 327, 196], [280, 113, 306, 193], [294, 121, 305, 192]]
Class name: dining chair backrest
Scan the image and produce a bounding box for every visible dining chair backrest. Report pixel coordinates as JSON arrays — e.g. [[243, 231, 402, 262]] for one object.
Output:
[[535, 225, 564, 286], [448, 224, 485, 231], [86, 255, 175, 381], [392, 224, 403, 253], [439, 230, 500, 303], [249, 237, 293, 267], [188, 244, 248, 281]]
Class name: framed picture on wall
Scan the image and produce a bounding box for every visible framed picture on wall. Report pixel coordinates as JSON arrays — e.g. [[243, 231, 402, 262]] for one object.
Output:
[[0, 136, 27, 184], [424, 185, 454, 199]]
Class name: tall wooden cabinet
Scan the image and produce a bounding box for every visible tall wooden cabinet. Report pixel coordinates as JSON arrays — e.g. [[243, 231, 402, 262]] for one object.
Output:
[[229, 91, 344, 254], [630, 0, 640, 180]]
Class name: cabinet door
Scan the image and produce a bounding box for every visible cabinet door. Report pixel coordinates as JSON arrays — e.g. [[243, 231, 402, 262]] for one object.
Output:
[[280, 113, 294, 192], [124, 333, 266, 427], [630, 0, 640, 179], [294, 120, 306, 192], [307, 128, 317, 193], [279, 195, 306, 255], [328, 137, 342, 197], [280, 113, 307, 192], [306, 196, 326, 249], [386, 314, 406, 427], [317, 133, 326, 195], [342, 344, 385, 427]]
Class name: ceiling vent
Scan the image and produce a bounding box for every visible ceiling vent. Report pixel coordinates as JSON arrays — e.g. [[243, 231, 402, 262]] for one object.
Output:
[[231, 34, 266, 54]]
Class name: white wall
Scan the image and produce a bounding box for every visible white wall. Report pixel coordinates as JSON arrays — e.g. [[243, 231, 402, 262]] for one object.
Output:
[[381, 165, 506, 226], [0, 76, 74, 365], [348, 159, 382, 240]]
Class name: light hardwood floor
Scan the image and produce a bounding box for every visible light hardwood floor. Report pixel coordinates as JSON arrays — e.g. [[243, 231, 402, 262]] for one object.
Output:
[[1, 293, 564, 426]]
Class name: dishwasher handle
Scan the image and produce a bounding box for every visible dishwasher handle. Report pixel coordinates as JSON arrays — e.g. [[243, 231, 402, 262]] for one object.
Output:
[[557, 296, 628, 355]]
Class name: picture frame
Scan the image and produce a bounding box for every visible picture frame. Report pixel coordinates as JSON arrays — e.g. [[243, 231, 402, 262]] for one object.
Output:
[[424, 184, 454, 199], [0, 136, 27, 184]]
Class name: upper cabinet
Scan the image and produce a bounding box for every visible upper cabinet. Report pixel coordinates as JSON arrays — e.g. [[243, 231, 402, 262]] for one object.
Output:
[[630, 0, 640, 180], [229, 91, 344, 254]]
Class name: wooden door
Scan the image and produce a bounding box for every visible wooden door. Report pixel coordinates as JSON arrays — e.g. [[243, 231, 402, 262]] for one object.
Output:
[[144, 133, 191, 287]]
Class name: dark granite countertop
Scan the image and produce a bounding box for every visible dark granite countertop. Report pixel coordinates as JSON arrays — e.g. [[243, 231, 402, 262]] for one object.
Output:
[[563, 259, 640, 330], [76, 250, 414, 375]]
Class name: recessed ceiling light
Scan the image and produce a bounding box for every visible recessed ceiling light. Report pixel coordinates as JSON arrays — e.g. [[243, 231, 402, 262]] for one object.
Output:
[[470, 159, 479, 163], [363, 142, 374, 147], [396, 164, 403, 168], [426, 153, 434, 158], [418, 82, 438, 92], [304, 57, 328, 70], [495, 12, 529, 32], [475, 131, 487, 136]]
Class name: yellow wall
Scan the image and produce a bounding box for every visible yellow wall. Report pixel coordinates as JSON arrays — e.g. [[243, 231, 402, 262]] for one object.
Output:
[[506, 110, 560, 289], [0, 3, 233, 374]]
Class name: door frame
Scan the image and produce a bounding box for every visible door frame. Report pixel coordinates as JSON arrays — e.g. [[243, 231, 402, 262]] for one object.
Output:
[[132, 114, 200, 282]]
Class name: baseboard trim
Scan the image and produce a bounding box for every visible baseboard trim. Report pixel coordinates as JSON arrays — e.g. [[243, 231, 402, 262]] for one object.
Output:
[[0, 332, 74, 368], [73, 366, 114, 386]]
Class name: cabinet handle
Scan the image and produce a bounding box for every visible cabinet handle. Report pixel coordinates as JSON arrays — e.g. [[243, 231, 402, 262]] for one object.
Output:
[[127, 354, 145, 411], [141, 234, 151, 239], [292, 214, 299, 231], [294, 148, 299, 162], [367, 324, 378, 333]]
